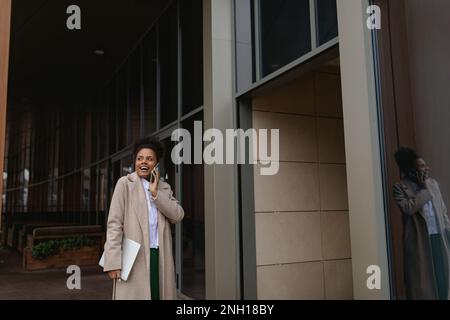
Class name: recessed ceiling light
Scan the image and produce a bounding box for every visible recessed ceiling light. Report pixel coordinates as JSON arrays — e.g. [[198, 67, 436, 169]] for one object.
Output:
[[94, 49, 105, 56]]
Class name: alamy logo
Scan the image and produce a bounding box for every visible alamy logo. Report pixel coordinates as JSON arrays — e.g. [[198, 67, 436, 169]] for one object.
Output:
[[171, 122, 280, 176], [366, 265, 381, 290], [367, 5, 381, 30], [66, 5, 81, 30], [66, 265, 81, 290]]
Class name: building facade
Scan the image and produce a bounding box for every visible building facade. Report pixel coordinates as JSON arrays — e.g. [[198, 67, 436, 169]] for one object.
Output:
[[1, 0, 448, 300]]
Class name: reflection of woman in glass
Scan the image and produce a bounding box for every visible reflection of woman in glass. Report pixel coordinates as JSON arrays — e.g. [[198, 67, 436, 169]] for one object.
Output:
[[393, 147, 450, 300], [103, 137, 184, 300]]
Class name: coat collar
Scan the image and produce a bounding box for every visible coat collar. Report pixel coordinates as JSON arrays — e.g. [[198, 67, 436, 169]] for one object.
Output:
[[127, 171, 170, 191]]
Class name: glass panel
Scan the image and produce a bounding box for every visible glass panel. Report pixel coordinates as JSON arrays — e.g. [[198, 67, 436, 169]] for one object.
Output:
[[234, 0, 254, 92], [121, 155, 133, 177], [161, 138, 176, 190], [99, 92, 108, 159], [259, 0, 311, 77], [143, 29, 158, 136], [159, 136, 177, 289], [82, 168, 90, 218], [108, 83, 117, 154], [98, 161, 108, 228], [130, 49, 142, 143], [109, 161, 121, 210], [75, 114, 83, 170], [49, 178, 57, 212], [159, 3, 178, 127], [90, 166, 98, 224], [181, 111, 205, 299], [117, 67, 128, 151], [75, 172, 82, 214], [87, 109, 95, 165], [181, 0, 203, 114], [316, 0, 338, 45], [57, 176, 64, 213]]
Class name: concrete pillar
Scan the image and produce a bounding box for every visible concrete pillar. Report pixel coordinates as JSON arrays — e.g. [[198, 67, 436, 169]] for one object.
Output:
[[0, 0, 12, 229], [203, 0, 240, 299], [336, 0, 391, 299]]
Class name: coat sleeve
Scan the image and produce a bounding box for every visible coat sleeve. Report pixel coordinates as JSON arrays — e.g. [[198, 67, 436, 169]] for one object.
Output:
[[441, 200, 450, 230], [393, 182, 432, 216], [432, 180, 450, 230], [154, 184, 184, 224], [103, 178, 126, 272]]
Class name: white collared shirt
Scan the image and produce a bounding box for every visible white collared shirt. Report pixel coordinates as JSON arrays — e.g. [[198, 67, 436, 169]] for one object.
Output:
[[423, 201, 439, 235], [141, 178, 159, 248]]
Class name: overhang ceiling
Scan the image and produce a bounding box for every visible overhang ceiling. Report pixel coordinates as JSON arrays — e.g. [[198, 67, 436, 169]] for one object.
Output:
[[8, 0, 170, 107]]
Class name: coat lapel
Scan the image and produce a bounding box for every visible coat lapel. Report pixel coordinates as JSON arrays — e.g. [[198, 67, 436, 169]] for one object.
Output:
[[129, 172, 150, 271], [157, 182, 170, 250]]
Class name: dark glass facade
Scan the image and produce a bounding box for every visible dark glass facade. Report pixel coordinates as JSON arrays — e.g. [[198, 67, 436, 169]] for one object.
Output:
[[3, 0, 205, 299]]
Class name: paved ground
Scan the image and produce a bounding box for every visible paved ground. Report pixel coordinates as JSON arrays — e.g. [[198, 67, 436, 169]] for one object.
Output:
[[0, 247, 112, 300]]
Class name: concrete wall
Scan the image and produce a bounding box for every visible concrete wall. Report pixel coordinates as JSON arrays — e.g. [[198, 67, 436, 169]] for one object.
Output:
[[252, 70, 353, 299], [405, 0, 450, 209]]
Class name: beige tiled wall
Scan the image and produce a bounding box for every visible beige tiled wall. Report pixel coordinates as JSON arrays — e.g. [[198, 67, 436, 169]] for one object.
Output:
[[253, 71, 353, 300]]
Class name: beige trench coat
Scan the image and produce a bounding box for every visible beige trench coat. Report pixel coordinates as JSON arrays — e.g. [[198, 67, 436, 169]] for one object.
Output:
[[103, 172, 184, 300], [393, 178, 450, 299]]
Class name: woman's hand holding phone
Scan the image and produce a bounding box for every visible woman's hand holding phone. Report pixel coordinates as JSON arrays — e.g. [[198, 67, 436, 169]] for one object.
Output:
[[150, 163, 160, 199]]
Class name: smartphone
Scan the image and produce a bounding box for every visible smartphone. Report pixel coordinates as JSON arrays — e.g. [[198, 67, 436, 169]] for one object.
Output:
[[150, 163, 160, 183]]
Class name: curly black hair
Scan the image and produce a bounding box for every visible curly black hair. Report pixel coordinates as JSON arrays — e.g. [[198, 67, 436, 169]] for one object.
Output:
[[394, 147, 419, 176], [133, 137, 165, 163]]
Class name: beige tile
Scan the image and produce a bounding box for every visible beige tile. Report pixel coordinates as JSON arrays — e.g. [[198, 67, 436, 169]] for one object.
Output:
[[252, 74, 315, 115], [321, 212, 351, 260], [257, 262, 324, 300], [324, 259, 354, 300], [253, 111, 317, 162], [254, 162, 320, 212], [315, 72, 343, 117], [317, 118, 346, 164], [319, 164, 349, 211], [255, 212, 322, 266]]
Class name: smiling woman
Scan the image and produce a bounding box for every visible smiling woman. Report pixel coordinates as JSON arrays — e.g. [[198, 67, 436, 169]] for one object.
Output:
[[102, 137, 184, 300]]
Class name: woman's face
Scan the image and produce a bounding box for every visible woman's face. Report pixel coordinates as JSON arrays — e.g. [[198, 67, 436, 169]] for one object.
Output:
[[415, 158, 430, 176], [135, 148, 157, 179]]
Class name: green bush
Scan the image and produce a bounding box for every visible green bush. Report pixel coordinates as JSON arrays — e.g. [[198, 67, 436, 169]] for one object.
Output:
[[60, 235, 94, 251], [31, 240, 60, 260], [31, 236, 96, 260]]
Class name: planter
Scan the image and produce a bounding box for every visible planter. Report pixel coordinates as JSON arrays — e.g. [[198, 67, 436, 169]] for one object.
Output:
[[23, 246, 101, 271]]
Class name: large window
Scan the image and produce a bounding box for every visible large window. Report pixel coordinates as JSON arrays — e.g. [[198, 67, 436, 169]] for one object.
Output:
[[316, 0, 338, 46], [181, 112, 205, 300], [143, 30, 157, 136], [259, 0, 311, 77], [234, 0, 339, 92], [117, 67, 128, 150], [159, 3, 178, 128], [129, 49, 142, 143], [181, 0, 204, 114]]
